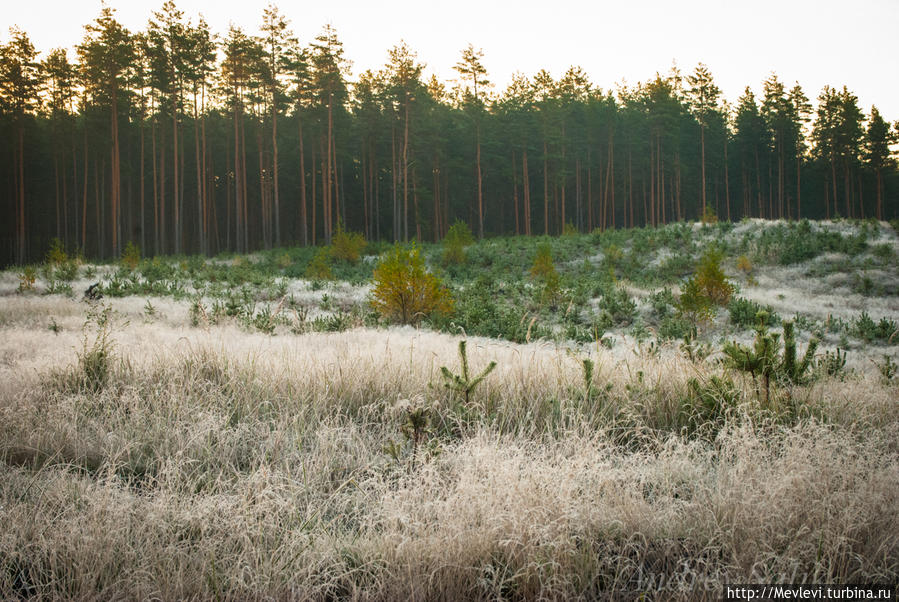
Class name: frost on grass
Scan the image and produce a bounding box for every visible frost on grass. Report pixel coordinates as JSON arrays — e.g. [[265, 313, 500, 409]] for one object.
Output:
[[1, 219, 898, 598], [0, 308, 897, 598]]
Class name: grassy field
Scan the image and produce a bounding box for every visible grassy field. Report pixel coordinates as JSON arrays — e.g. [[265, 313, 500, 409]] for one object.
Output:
[[1, 218, 897, 600]]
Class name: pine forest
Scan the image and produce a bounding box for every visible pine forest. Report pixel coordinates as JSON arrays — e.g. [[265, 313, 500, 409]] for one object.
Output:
[[1, 2, 898, 266]]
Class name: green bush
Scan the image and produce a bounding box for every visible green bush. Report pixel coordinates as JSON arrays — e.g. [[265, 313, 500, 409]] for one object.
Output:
[[121, 241, 141, 271], [754, 220, 869, 265], [648, 288, 676, 319], [442, 220, 475, 266], [371, 244, 453, 325], [45, 237, 68, 266], [434, 279, 548, 343], [693, 248, 735, 306], [530, 243, 560, 305], [853, 312, 899, 343], [681, 375, 740, 438], [677, 248, 735, 324], [658, 315, 693, 341], [331, 221, 367, 264], [729, 297, 780, 329], [598, 287, 636, 326], [305, 247, 333, 280]]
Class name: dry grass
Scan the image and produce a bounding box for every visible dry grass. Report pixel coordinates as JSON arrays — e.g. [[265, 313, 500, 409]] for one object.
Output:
[[1, 296, 897, 600]]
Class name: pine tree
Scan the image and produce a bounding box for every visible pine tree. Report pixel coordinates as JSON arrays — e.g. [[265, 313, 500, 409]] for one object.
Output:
[[260, 4, 295, 248], [309, 24, 348, 244], [0, 28, 42, 263], [454, 44, 489, 239], [78, 8, 132, 257], [385, 42, 424, 242], [863, 106, 897, 220], [43, 48, 77, 244], [146, 1, 188, 253], [686, 63, 721, 219]]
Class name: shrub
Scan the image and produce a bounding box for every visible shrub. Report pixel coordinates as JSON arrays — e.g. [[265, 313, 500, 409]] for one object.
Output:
[[647, 288, 676, 319], [530, 243, 560, 304], [305, 247, 333, 280], [17, 267, 37, 293], [370, 244, 453, 325], [693, 248, 735, 306], [276, 253, 292, 269], [45, 237, 68, 266], [658, 315, 692, 341], [877, 317, 899, 343], [433, 280, 548, 343], [442, 220, 475, 265], [701, 205, 718, 224], [736, 254, 753, 275], [677, 277, 714, 325], [603, 244, 624, 270], [816, 348, 848, 380], [682, 375, 740, 438], [331, 221, 366, 263], [722, 316, 818, 406], [729, 297, 779, 329], [121, 241, 141, 271], [71, 305, 116, 392], [598, 287, 637, 326], [876, 355, 897, 384], [55, 258, 79, 281]]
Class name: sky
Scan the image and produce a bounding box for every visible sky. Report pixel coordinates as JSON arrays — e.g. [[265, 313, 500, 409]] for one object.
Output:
[[4, 0, 899, 121]]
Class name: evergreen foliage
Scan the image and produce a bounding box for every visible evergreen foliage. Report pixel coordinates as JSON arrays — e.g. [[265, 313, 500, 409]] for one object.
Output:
[[1, 8, 897, 267], [370, 245, 453, 325], [439, 340, 497, 406], [442, 220, 475, 266], [330, 221, 366, 264], [530, 243, 560, 304], [304, 247, 333, 280], [722, 314, 820, 405]]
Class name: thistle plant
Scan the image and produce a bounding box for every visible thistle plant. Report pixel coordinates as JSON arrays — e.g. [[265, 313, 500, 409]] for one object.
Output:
[[440, 340, 497, 406]]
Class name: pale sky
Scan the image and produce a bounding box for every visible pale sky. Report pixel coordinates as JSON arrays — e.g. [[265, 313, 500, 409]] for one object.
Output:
[[4, 0, 898, 121]]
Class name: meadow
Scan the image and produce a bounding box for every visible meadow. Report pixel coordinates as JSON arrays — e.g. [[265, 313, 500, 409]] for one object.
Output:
[[1, 218, 897, 600]]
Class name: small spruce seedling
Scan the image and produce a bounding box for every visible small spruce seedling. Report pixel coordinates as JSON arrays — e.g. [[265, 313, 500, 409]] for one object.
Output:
[[440, 340, 497, 406], [581, 358, 604, 402]]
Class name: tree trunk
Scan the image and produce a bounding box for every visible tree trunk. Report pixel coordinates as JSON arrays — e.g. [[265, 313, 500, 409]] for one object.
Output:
[[299, 116, 307, 245], [391, 125, 398, 241], [522, 148, 530, 235], [54, 156, 61, 240], [194, 94, 204, 254], [476, 123, 483, 238], [724, 135, 730, 222], [311, 145, 316, 245], [403, 93, 410, 241], [272, 93, 280, 247], [140, 119, 145, 253], [543, 140, 549, 235], [700, 124, 706, 218], [233, 104, 241, 252], [172, 108, 180, 254], [326, 94, 334, 243]]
